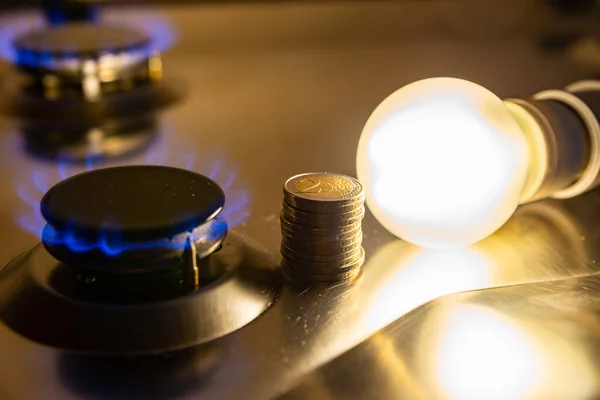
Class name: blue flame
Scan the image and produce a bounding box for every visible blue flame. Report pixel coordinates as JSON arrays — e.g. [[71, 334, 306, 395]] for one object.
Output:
[[16, 136, 250, 257], [42, 217, 228, 257], [0, 12, 44, 63], [0, 9, 176, 65]]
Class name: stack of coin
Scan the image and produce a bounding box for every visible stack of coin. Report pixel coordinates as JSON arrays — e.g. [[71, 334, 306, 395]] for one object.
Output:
[[280, 172, 365, 282]]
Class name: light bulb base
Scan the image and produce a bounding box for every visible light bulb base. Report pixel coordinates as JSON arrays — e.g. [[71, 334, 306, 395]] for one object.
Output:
[[505, 96, 589, 203]]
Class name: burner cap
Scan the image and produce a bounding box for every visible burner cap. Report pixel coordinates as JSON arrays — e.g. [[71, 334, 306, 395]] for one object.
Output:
[[41, 166, 225, 242], [14, 24, 150, 61]]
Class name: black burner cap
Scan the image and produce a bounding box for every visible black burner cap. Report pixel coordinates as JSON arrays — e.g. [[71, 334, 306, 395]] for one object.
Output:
[[41, 166, 225, 242], [14, 23, 150, 59]]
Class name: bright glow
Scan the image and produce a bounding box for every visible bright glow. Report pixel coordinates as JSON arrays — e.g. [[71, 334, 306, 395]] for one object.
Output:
[[433, 305, 542, 400], [362, 242, 492, 331], [357, 78, 529, 247]]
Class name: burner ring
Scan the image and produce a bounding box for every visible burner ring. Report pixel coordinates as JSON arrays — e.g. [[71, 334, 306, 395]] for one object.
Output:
[[0, 233, 280, 355], [13, 24, 151, 72]]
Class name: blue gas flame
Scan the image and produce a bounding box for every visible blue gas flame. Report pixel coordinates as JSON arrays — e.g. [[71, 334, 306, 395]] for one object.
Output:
[[0, 12, 43, 63], [41, 217, 228, 257], [0, 9, 176, 64], [16, 138, 250, 256]]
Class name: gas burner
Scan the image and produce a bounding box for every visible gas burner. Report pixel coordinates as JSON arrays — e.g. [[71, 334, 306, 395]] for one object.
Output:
[[0, 7, 180, 163], [41, 165, 227, 267], [0, 166, 280, 354], [14, 23, 158, 101]]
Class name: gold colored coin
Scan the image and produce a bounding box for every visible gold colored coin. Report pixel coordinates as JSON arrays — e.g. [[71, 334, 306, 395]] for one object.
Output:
[[281, 224, 362, 242], [282, 267, 361, 283], [281, 232, 362, 254], [282, 202, 365, 222], [284, 172, 363, 207], [281, 211, 364, 230], [280, 241, 362, 263], [279, 216, 362, 236]]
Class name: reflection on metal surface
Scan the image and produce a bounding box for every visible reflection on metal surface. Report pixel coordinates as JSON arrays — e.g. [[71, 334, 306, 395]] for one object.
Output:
[[0, 233, 280, 354], [59, 344, 220, 399], [362, 245, 492, 331], [281, 274, 600, 400], [21, 119, 158, 163], [279, 190, 600, 400], [418, 301, 598, 400], [429, 305, 543, 400], [360, 199, 590, 333]]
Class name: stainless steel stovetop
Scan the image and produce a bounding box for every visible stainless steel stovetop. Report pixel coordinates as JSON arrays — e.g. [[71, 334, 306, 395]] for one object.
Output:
[[1, 1, 600, 399]]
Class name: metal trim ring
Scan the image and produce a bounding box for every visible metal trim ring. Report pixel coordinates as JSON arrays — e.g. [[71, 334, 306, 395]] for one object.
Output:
[[503, 99, 551, 203], [534, 89, 600, 199], [566, 80, 600, 92]]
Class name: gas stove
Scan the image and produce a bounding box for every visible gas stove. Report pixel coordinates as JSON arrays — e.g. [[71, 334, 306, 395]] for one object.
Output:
[[1, 1, 600, 400]]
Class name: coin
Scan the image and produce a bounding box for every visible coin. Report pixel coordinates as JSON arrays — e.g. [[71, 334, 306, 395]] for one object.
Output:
[[280, 241, 362, 263], [280, 172, 365, 283], [283, 262, 361, 283], [281, 211, 364, 230], [281, 232, 363, 254], [282, 202, 365, 223], [284, 172, 364, 210], [279, 217, 362, 236], [283, 195, 364, 214], [281, 224, 362, 242], [281, 231, 362, 251], [283, 248, 365, 273]]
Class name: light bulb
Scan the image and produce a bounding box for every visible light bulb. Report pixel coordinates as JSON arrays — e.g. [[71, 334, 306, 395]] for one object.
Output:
[[358, 77, 600, 248], [357, 78, 530, 248]]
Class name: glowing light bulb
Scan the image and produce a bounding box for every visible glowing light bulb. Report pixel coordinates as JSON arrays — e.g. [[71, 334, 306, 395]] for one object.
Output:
[[357, 78, 529, 248]]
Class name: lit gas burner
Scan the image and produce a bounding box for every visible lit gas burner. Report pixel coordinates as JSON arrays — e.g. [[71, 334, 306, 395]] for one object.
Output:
[[0, 166, 280, 354], [41, 165, 227, 269], [13, 23, 159, 101], [0, 5, 179, 162]]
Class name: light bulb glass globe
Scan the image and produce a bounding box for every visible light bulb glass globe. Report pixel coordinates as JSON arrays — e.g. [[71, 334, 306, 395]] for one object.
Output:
[[357, 78, 529, 248]]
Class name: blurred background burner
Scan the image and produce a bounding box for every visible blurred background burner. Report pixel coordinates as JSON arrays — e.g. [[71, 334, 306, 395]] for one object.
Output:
[[1, 0, 179, 163], [13, 23, 158, 101]]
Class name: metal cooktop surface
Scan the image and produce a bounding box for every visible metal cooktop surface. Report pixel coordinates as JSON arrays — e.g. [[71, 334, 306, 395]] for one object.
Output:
[[1, 1, 600, 399]]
